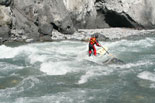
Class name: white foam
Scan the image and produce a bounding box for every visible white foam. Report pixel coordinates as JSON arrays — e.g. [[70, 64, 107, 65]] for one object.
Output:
[[78, 71, 94, 84], [0, 45, 38, 59], [150, 83, 155, 88], [0, 45, 19, 58], [0, 62, 23, 71], [78, 68, 112, 84], [109, 60, 153, 69], [40, 61, 72, 75], [137, 71, 155, 82], [28, 54, 48, 64], [104, 37, 155, 54]]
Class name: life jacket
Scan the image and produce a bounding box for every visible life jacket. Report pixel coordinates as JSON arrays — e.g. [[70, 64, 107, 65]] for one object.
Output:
[[90, 37, 96, 45]]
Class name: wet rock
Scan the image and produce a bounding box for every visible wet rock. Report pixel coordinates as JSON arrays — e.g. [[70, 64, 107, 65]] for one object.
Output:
[[103, 57, 125, 64]]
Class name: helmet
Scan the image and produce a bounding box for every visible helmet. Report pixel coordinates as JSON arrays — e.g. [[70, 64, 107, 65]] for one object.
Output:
[[94, 33, 98, 38]]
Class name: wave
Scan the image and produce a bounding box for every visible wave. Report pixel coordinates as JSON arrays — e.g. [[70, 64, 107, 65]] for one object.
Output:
[[0, 45, 38, 59], [40, 61, 73, 75], [137, 71, 155, 82]]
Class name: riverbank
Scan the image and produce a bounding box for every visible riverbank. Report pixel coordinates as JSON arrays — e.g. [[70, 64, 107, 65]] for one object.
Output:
[[1, 28, 155, 45], [51, 28, 155, 41]]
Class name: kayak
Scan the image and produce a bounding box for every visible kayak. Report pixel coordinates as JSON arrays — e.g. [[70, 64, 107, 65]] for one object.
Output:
[[97, 46, 108, 56]]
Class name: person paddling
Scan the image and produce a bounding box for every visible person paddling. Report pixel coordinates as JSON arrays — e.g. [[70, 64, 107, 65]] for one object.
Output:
[[88, 34, 102, 56]]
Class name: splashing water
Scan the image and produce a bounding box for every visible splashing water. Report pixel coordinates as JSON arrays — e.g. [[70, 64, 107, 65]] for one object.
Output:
[[0, 35, 155, 103]]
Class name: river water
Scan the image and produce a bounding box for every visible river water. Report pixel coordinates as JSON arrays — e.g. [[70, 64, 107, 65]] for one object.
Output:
[[0, 34, 155, 103]]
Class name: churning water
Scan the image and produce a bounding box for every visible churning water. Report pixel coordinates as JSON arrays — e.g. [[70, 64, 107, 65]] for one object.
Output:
[[0, 34, 155, 103]]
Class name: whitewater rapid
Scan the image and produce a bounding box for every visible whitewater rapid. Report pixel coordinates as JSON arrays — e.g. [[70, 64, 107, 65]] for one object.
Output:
[[0, 35, 155, 103]]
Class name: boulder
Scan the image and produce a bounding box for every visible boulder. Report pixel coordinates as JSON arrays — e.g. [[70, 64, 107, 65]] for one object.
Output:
[[95, 0, 155, 29], [13, 0, 75, 35], [38, 23, 53, 35], [63, 0, 97, 29], [0, 0, 11, 6], [12, 8, 40, 41], [103, 57, 125, 65], [0, 25, 10, 42], [0, 6, 11, 43], [0, 6, 11, 26]]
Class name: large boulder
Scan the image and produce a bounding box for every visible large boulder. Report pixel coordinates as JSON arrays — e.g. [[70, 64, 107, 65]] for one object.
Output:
[[63, 0, 155, 29], [0, 25, 10, 42], [0, 6, 11, 26], [38, 23, 53, 35], [11, 8, 40, 41], [0, 6, 11, 43], [95, 0, 155, 29], [63, 0, 98, 29], [13, 0, 75, 36], [0, 0, 11, 6]]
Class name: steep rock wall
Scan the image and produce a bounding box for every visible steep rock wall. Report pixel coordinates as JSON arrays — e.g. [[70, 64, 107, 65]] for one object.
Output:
[[0, 0, 155, 43], [0, 6, 11, 43], [63, 0, 99, 29], [12, 0, 75, 35], [95, 0, 155, 29]]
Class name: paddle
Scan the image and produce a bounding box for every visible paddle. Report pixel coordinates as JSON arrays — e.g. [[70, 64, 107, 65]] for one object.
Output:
[[100, 44, 115, 58], [99, 44, 125, 64]]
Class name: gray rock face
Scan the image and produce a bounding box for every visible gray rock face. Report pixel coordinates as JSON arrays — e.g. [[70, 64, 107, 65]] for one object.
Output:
[[0, 6, 11, 26], [63, 0, 155, 29], [38, 23, 53, 35], [63, 0, 98, 29], [0, 6, 11, 43], [0, 0, 11, 6], [95, 0, 155, 29], [12, 8, 40, 41], [1, 0, 155, 43], [0, 25, 10, 39], [13, 0, 75, 35]]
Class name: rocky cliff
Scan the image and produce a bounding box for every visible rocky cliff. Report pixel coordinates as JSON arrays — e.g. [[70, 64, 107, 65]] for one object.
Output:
[[0, 0, 155, 43]]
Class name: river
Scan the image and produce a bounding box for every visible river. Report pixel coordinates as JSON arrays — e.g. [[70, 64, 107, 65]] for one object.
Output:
[[0, 34, 155, 103]]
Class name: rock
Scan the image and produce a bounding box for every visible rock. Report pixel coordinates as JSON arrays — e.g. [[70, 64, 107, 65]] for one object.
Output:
[[11, 8, 40, 41], [63, 0, 155, 29], [0, 6, 12, 26], [103, 57, 125, 65], [0, 0, 11, 6], [25, 38, 34, 43], [92, 32, 110, 41], [95, 0, 155, 29], [0, 25, 10, 41], [40, 35, 52, 41], [0, 0, 154, 42], [77, 28, 155, 41], [13, 0, 75, 35], [0, 6, 11, 43], [45, 0, 75, 34], [38, 23, 53, 35], [63, 0, 97, 29]]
